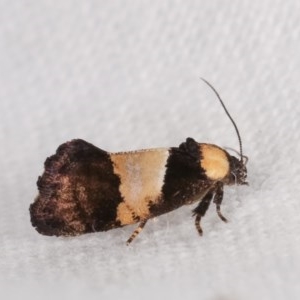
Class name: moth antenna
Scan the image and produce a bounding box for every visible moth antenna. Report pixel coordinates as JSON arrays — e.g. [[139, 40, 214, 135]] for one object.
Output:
[[224, 147, 248, 164], [200, 78, 243, 162]]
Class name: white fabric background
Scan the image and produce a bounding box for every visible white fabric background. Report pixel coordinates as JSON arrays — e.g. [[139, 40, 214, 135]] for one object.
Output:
[[1, 1, 300, 299]]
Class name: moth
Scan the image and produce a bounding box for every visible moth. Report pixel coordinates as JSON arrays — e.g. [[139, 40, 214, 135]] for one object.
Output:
[[30, 79, 248, 245]]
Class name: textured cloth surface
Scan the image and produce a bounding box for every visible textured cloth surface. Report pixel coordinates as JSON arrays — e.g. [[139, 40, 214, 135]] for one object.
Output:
[[1, 1, 300, 299]]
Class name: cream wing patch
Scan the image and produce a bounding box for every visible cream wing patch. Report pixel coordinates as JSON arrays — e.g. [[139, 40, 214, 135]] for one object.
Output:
[[110, 148, 169, 224], [200, 144, 230, 181]]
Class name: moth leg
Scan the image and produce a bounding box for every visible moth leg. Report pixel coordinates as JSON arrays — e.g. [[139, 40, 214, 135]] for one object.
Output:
[[213, 183, 228, 223], [126, 219, 148, 245], [192, 191, 214, 236]]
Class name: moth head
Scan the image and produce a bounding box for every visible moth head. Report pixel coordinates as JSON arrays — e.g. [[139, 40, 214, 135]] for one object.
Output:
[[198, 144, 248, 185], [227, 155, 248, 185]]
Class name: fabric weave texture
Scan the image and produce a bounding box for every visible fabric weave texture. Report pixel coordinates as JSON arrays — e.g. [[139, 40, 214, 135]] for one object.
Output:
[[1, 1, 300, 299]]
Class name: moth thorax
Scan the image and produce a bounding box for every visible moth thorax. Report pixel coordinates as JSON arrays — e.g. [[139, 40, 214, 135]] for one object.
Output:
[[200, 144, 230, 181]]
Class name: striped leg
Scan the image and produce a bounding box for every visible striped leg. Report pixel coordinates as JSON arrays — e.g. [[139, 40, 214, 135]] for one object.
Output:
[[192, 191, 213, 236], [126, 220, 148, 245], [213, 183, 228, 223], [194, 214, 203, 236]]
